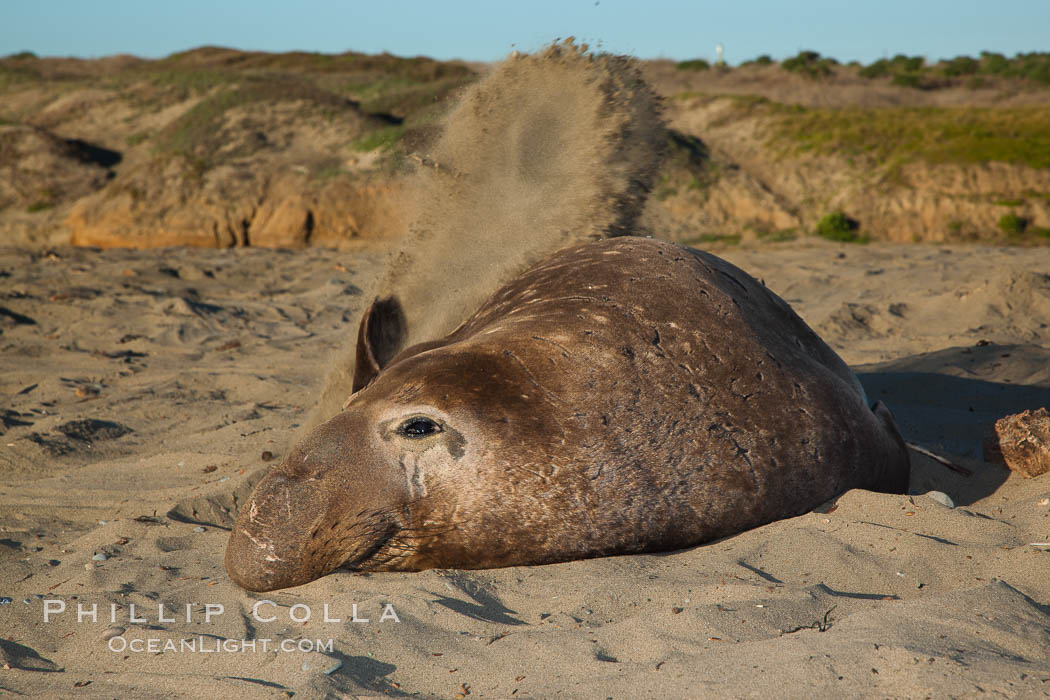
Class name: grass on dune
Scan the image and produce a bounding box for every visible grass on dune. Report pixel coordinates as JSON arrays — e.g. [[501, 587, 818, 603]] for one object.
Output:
[[349, 125, 405, 152], [767, 104, 1050, 169], [154, 78, 358, 164]]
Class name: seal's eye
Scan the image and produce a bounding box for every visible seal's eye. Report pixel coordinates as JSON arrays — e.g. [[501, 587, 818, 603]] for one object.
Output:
[[397, 417, 442, 438]]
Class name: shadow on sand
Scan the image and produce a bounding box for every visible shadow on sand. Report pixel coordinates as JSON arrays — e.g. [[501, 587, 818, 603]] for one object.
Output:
[[857, 342, 1050, 506]]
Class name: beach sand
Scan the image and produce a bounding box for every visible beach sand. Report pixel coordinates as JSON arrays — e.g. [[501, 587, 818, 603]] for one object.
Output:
[[1, 239, 1048, 697]]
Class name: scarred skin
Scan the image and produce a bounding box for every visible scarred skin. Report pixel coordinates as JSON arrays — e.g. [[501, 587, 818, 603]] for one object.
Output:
[[225, 237, 910, 592]]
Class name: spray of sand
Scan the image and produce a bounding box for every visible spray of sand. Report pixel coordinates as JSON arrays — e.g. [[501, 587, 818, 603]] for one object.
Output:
[[307, 40, 667, 430]]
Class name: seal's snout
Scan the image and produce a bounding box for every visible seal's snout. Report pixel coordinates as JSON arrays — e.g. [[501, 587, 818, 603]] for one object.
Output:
[[225, 469, 332, 592], [225, 411, 409, 591]]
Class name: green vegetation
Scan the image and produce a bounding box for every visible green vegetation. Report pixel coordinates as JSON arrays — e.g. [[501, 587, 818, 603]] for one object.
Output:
[[154, 77, 358, 167], [857, 50, 1050, 86], [816, 211, 866, 242], [742, 55, 773, 67], [781, 50, 837, 79], [90, 63, 244, 105], [666, 130, 710, 170], [349, 125, 405, 152], [859, 55, 922, 77], [88, 47, 475, 127], [753, 225, 798, 242], [981, 51, 1009, 74], [996, 214, 1050, 242], [859, 54, 927, 87], [160, 47, 473, 83], [857, 61, 890, 79], [156, 88, 257, 159], [653, 130, 717, 202], [890, 73, 923, 89], [677, 59, 711, 71], [994, 198, 1024, 206], [893, 54, 925, 72], [344, 75, 419, 101], [654, 180, 677, 201], [312, 163, 349, 180], [26, 200, 53, 213], [344, 74, 473, 119], [125, 131, 150, 147], [979, 51, 1050, 84], [766, 104, 1050, 169], [0, 64, 39, 89], [942, 56, 979, 76], [998, 213, 1028, 236], [133, 49, 478, 173], [144, 69, 239, 98]]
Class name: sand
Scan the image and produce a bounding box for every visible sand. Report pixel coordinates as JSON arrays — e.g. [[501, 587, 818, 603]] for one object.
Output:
[[1, 238, 1048, 698]]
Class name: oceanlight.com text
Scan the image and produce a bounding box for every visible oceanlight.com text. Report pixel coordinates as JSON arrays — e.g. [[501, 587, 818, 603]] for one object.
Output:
[[107, 636, 335, 653]]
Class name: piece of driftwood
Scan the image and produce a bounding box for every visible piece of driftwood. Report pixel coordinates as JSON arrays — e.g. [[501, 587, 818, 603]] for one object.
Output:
[[907, 442, 974, 476]]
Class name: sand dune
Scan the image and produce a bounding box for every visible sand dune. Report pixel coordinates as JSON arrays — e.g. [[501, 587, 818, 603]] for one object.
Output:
[[2, 239, 1048, 697]]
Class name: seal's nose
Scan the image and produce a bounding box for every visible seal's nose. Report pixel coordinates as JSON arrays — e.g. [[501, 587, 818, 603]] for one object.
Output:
[[224, 409, 409, 591], [225, 471, 331, 592]]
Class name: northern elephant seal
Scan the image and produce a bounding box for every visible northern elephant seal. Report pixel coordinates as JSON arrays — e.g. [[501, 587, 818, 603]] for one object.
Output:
[[226, 237, 910, 592]]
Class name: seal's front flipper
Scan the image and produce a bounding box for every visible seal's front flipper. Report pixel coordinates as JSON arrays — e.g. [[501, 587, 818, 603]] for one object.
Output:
[[871, 400, 911, 494]]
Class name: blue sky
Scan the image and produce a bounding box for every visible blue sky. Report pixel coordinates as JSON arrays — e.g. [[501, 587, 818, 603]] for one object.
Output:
[[2, 1, 1047, 65]]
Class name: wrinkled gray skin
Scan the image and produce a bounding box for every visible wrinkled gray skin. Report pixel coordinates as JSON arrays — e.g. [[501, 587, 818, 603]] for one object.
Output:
[[225, 238, 910, 592]]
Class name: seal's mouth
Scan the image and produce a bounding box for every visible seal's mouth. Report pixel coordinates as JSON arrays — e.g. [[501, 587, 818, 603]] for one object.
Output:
[[336, 519, 402, 572]]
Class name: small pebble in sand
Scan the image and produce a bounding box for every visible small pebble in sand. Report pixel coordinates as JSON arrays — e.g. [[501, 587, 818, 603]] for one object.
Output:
[[85, 563, 95, 570], [98, 520, 108, 525], [301, 654, 342, 675], [261, 451, 275, 461], [92, 553, 109, 561], [193, 526, 206, 533], [1039, 498, 1049, 507], [47, 559, 60, 567], [103, 626, 125, 641], [925, 491, 955, 508]]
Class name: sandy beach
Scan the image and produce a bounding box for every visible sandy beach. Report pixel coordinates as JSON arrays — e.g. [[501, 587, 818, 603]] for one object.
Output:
[[2, 238, 1048, 697], [2, 34, 1050, 699]]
